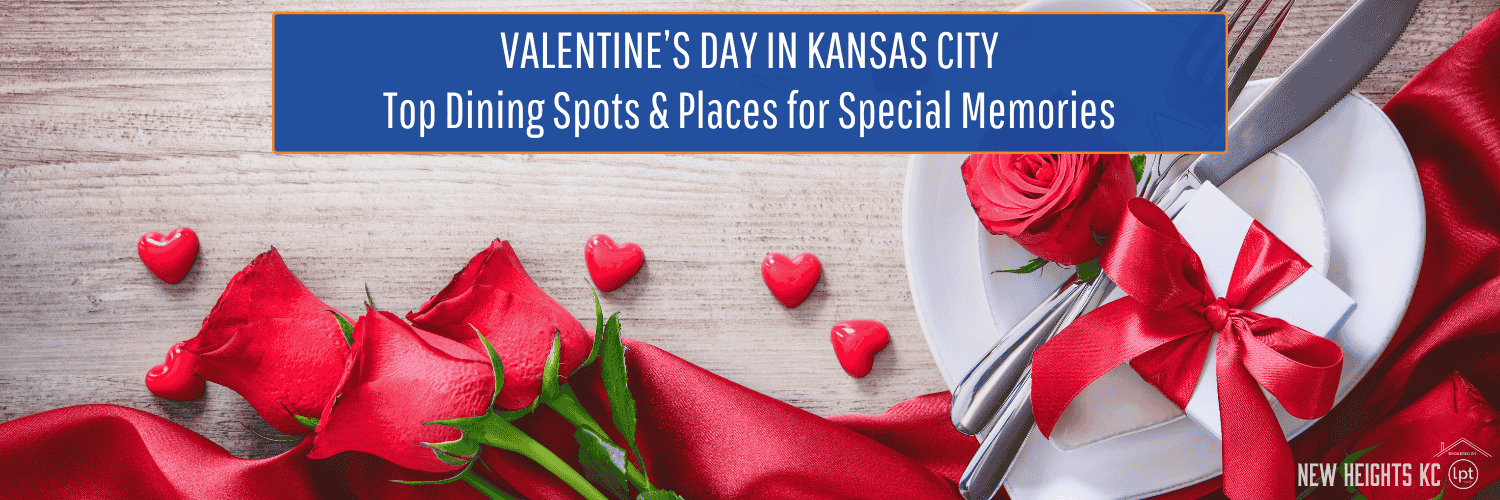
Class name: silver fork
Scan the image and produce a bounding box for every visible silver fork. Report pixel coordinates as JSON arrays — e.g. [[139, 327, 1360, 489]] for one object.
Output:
[[952, 2, 1297, 499]]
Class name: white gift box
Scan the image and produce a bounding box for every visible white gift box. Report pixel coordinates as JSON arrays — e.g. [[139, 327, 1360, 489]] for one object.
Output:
[[1046, 182, 1356, 449]]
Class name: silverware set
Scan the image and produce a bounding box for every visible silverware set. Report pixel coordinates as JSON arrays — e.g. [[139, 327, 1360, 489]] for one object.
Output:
[[951, 0, 1424, 497]]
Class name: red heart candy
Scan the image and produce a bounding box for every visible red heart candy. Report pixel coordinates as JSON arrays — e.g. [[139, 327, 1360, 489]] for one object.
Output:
[[145, 341, 206, 401], [762, 252, 821, 308], [830, 319, 890, 377], [137, 227, 200, 284], [585, 234, 645, 292]]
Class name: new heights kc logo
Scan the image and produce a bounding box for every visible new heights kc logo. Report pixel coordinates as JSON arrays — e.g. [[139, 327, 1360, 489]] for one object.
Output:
[[1297, 438, 1489, 492]]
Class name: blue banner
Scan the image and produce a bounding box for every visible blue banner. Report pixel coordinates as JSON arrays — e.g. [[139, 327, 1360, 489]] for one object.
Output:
[[273, 13, 1225, 153]]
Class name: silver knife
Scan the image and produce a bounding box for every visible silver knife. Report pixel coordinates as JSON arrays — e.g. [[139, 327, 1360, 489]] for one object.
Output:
[[956, 0, 1423, 498], [1196, 0, 1422, 186]]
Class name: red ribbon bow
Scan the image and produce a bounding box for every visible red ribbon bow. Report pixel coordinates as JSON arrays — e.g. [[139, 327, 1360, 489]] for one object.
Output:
[[1031, 198, 1344, 500]]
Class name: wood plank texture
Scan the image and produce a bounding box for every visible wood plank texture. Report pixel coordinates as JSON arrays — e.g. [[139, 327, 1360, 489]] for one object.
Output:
[[2, 0, 1494, 459]]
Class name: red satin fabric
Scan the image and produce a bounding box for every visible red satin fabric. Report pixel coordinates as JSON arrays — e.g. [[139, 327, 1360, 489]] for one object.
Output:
[[1031, 199, 1343, 500], [5, 8, 1500, 498], [0, 339, 973, 500], [1162, 8, 1500, 499], [0, 404, 494, 500]]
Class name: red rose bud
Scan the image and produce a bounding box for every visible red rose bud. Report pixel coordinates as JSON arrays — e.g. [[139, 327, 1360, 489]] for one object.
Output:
[[180, 248, 352, 435], [309, 310, 495, 473], [1349, 372, 1500, 500], [961, 154, 1135, 265], [408, 240, 592, 411]]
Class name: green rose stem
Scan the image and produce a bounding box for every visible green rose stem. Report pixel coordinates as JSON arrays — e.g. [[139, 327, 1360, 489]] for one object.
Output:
[[457, 470, 521, 500], [427, 328, 610, 500], [463, 410, 609, 500], [502, 333, 655, 493], [523, 291, 660, 494], [450, 293, 671, 499], [539, 385, 654, 491], [537, 293, 684, 499], [488, 291, 662, 495]]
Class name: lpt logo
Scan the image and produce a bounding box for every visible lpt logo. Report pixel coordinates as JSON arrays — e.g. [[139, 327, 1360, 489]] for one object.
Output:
[[1448, 458, 1479, 490]]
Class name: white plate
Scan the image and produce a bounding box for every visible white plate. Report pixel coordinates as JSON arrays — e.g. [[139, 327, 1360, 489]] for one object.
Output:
[[901, 25, 1423, 500], [1011, 150, 1332, 452]]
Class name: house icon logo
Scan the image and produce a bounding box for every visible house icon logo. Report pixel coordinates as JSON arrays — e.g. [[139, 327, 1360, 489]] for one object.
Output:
[[1434, 438, 1492, 459], [1435, 438, 1489, 490]]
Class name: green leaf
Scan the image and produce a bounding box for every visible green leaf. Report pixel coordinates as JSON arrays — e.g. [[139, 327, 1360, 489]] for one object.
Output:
[[472, 325, 506, 405], [432, 448, 473, 466], [1342, 442, 1381, 494], [330, 311, 354, 346], [994, 257, 1048, 275], [1076, 259, 1102, 282], [496, 400, 540, 422], [293, 414, 319, 430], [1343, 443, 1379, 464], [1132, 155, 1146, 184], [428, 435, 481, 461], [425, 414, 487, 431], [393, 458, 475, 485], [636, 491, 686, 500], [364, 284, 377, 310], [1298, 444, 1382, 500], [540, 331, 564, 401], [575, 427, 631, 500], [579, 288, 604, 373], [599, 313, 648, 480], [1429, 485, 1444, 500], [439, 412, 531, 453]]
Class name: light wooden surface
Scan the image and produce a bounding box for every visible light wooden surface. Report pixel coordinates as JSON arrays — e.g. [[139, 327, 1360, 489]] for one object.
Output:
[[2, 0, 1494, 460]]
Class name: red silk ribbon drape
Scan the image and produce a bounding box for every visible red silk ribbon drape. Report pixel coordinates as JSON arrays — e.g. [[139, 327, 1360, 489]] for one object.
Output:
[[0, 340, 977, 500], [1031, 198, 1344, 500]]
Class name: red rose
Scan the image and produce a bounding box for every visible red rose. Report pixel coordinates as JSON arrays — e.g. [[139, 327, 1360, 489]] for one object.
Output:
[[407, 240, 592, 411], [308, 310, 494, 473], [182, 248, 351, 435], [961, 154, 1136, 265], [1348, 372, 1500, 500]]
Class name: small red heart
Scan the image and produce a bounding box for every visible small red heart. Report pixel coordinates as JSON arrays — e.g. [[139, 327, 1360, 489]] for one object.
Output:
[[762, 252, 821, 308], [145, 341, 205, 401], [586, 234, 645, 292], [137, 227, 199, 284], [830, 319, 890, 377]]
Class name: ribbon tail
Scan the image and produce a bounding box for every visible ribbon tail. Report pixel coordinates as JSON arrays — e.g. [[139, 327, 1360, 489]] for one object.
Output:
[[1031, 299, 1206, 437], [1217, 330, 1295, 500], [1240, 316, 1344, 420]]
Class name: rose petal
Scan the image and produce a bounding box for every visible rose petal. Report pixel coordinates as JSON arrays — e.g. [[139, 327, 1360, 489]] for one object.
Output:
[[182, 249, 351, 435], [309, 311, 493, 473], [408, 240, 593, 411]]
